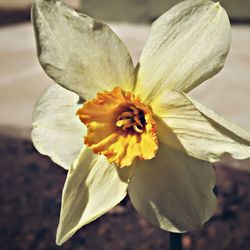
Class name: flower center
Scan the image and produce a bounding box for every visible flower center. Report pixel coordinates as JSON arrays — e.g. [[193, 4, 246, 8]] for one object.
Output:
[[116, 106, 146, 133], [77, 87, 158, 167]]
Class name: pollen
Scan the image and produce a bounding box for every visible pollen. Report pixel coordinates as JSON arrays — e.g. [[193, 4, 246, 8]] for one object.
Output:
[[77, 87, 158, 167]]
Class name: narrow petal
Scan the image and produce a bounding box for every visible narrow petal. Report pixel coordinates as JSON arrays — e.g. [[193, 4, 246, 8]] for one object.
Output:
[[135, 0, 231, 103], [152, 89, 250, 164], [56, 148, 129, 245], [32, 84, 85, 170], [128, 143, 216, 232], [32, 0, 135, 100]]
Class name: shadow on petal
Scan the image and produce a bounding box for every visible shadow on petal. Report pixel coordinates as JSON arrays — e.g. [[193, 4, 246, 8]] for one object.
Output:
[[128, 141, 217, 232], [154, 115, 187, 153]]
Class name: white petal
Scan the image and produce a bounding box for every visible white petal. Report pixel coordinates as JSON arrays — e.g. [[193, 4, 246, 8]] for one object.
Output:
[[32, 0, 135, 100], [32, 84, 85, 170], [152, 89, 250, 165], [128, 143, 216, 232], [135, 0, 231, 103], [56, 148, 129, 245]]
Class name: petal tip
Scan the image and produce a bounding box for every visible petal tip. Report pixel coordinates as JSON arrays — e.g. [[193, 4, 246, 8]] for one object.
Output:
[[55, 231, 66, 246]]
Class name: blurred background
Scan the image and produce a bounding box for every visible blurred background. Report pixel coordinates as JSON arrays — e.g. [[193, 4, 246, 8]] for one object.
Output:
[[0, 0, 250, 249]]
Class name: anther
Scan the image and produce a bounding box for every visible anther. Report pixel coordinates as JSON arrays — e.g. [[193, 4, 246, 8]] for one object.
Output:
[[133, 124, 143, 133], [116, 105, 145, 133], [116, 119, 132, 127]]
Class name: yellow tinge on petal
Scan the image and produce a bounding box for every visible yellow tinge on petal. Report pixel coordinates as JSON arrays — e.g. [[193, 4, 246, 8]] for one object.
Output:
[[77, 87, 158, 167]]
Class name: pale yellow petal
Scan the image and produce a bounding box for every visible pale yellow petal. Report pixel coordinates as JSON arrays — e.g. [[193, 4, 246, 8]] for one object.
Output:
[[135, 0, 231, 103], [128, 142, 216, 232], [32, 84, 85, 170], [152, 89, 250, 165], [32, 0, 135, 100], [56, 148, 129, 245]]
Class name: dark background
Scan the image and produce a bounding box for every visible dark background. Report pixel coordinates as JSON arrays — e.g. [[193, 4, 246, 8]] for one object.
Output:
[[1, 133, 250, 250]]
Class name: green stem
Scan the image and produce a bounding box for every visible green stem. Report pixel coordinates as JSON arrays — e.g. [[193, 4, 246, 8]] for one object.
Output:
[[170, 233, 183, 250]]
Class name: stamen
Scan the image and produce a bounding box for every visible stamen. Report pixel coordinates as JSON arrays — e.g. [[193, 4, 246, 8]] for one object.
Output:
[[134, 116, 143, 127], [120, 111, 134, 118], [116, 119, 132, 127], [122, 123, 134, 131], [133, 124, 143, 133], [129, 106, 139, 115], [116, 105, 146, 133]]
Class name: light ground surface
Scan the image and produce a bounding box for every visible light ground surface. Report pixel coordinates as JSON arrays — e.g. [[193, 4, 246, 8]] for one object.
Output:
[[0, 0, 79, 9], [81, 0, 250, 22], [0, 23, 250, 138], [1, 0, 249, 19]]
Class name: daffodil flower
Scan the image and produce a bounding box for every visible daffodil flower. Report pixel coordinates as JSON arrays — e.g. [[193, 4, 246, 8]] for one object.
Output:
[[31, 0, 250, 245]]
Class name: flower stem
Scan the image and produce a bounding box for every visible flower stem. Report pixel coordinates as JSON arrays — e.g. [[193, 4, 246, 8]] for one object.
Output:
[[169, 233, 183, 250]]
